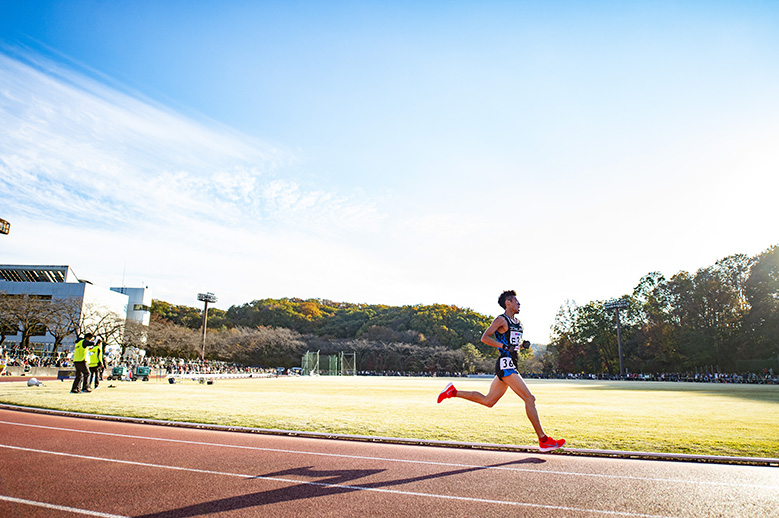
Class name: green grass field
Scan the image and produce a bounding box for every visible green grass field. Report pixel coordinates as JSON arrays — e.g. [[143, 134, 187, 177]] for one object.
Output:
[[1, 376, 777, 458]]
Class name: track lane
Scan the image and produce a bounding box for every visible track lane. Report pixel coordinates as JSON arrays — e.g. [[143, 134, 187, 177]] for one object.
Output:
[[0, 409, 776, 518]]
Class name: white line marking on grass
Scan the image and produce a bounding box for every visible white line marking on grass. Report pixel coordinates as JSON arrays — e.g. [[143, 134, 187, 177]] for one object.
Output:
[[1, 420, 776, 490], [0, 494, 130, 518], [0, 444, 678, 518]]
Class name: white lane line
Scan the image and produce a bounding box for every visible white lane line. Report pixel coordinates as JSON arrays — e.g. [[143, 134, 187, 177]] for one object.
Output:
[[0, 443, 677, 518], [0, 420, 775, 490], [0, 494, 129, 518]]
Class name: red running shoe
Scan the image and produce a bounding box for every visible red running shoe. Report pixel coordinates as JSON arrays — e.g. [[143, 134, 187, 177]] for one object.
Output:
[[539, 436, 566, 452], [437, 382, 457, 403]]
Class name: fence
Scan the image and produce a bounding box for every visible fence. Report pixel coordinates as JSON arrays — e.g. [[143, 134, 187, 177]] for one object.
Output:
[[301, 351, 356, 376]]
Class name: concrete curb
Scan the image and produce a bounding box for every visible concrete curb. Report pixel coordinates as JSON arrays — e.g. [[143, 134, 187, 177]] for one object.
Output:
[[1, 403, 777, 467]]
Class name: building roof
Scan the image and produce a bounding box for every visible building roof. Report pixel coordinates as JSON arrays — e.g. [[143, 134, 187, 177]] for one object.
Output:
[[0, 265, 80, 283]]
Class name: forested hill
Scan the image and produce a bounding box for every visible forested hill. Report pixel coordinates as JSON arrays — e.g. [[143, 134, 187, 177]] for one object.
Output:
[[151, 298, 493, 350], [149, 244, 778, 374]]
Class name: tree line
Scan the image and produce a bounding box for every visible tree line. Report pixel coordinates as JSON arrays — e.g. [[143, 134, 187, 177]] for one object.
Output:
[[144, 319, 501, 374], [549, 245, 779, 374], [147, 300, 501, 373], [154, 298, 492, 350], [3, 244, 776, 374], [0, 291, 506, 373]]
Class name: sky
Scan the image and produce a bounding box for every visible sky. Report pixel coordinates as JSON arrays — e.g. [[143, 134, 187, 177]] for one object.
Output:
[[1, 1, 778, 343]]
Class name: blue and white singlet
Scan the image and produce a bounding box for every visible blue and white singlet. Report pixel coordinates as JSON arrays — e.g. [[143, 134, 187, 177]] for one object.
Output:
[[494, 314, 523, 380]]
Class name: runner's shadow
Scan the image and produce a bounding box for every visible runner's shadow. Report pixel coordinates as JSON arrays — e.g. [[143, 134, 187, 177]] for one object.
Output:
[[133, 466, 383, 518], [133, 457, 545, 518], [361, 456, 546, 489]]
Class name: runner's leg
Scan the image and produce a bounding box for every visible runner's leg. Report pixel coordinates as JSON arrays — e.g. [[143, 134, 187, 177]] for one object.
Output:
[[504, 373, 545, 438], [455, 376, 508, 407]]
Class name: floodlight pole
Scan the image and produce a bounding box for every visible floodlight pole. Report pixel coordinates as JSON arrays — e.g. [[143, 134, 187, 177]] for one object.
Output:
[[197, 292, 217, 360], [605, 299, 629, 379], [615, 308, 624, 378]]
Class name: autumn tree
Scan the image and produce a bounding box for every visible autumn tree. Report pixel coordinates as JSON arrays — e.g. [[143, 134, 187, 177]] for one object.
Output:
[[0, 293, 18, 346], [46, 297, 83, 352], [0, 293, 52, 348], [79, 302, 125, 348], [146, 314, 201, 358]]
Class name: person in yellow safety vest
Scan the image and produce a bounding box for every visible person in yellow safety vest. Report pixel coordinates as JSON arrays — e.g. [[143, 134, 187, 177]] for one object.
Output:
[[88, 338, 105, 389], [0, 350, 7, 376], [71, 333, 96, 393]]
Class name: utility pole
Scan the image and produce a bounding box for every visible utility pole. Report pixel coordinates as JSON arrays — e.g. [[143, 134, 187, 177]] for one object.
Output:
[[197, 292, 217, 360], [604, 298, 629, 379]]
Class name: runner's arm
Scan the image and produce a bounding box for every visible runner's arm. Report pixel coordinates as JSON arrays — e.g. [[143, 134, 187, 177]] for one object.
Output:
[[480, 317, 508, 349]]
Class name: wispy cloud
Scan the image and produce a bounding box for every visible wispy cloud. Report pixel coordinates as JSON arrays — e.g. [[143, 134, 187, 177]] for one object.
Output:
[[0, 47, 399, 316], [0, 48, 381, 238]]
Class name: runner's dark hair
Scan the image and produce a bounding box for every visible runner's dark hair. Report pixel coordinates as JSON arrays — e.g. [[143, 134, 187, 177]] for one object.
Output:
[[498, 290, 516, 309]]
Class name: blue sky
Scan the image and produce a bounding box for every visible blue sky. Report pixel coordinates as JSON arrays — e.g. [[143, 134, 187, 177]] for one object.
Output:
[[1, 1, 778, 342]]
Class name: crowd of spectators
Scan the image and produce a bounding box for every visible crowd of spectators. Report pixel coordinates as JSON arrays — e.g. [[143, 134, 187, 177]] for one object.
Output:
[[358, 370, 470, 378], [360, 370, 778, 383], [142, 356, 270, 376], [0, 345, 72, 370], [0, 346, 272, 376], [524, 370, 779, 384]]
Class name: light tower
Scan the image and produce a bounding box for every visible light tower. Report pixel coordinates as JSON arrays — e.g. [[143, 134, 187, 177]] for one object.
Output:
[[197, 292, 217, 359], [0, 218, 10, 235], [604, 298, 629, 378]]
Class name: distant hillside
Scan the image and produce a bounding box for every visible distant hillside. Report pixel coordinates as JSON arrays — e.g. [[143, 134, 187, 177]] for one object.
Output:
[[152, 297, 494, 352]]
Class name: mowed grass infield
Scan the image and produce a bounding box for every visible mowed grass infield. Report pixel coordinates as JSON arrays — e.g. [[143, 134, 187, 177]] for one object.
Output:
[[1, 376, 777, 458]]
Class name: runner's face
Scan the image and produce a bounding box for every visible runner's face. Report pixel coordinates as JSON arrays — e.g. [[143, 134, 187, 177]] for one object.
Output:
[[506, 296, 520, 313]]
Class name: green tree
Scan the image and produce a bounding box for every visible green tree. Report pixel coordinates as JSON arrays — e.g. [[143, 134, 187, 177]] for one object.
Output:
[[631, 273, 681, 372], [578, 301, 624, 374], [550, 300, 582, 373], [459, 342, 484, 374], [661, 255, 754, 370], [550, 248, 775, 375], [744, 245, 779, 364]]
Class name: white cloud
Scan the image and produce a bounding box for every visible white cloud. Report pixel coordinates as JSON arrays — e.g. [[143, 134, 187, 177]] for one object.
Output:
[[0, 49, 389, 309], [0, 49, 384, 234]]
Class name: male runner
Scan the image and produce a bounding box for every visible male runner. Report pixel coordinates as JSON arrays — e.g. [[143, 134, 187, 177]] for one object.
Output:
[[437, 290, 565, 452]]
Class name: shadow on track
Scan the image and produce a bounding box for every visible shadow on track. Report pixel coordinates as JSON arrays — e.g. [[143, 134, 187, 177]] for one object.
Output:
[[134, 457, 546, 517]]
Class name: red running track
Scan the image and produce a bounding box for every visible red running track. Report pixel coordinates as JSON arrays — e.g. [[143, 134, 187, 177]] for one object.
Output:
[[0, 408, 777, 518]]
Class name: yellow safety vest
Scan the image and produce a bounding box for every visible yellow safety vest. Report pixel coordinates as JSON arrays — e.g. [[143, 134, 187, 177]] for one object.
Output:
[[73, 339, 88, 362], [89, 343, 102, 367]]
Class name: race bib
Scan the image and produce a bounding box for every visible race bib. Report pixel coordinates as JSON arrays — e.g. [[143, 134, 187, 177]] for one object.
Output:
[[509, 330, 522, 345], [499, 357, 516, 371]]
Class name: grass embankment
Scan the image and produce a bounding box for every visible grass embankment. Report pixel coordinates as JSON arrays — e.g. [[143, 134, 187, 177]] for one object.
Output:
[[1, 376, 777, 458]]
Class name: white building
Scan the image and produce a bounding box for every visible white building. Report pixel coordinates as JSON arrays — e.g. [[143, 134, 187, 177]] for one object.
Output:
[[0, 265, 151, 354], [110, 286, 153, 326]]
